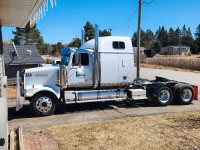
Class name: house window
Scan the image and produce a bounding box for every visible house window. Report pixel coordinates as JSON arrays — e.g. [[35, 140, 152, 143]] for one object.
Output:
[[113, 41, 125, 49]]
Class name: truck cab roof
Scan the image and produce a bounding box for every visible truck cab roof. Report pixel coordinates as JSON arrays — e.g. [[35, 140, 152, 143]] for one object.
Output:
[[80, 36, 133, 53]]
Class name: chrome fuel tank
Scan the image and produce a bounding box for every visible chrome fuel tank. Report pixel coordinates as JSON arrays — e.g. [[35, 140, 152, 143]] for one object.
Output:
[[64, 89, 125, 101]]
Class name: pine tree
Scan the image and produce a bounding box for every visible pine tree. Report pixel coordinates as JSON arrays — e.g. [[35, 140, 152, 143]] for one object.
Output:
[[154, 40, 162, 53], [84, 21, 95, 42], [157, 26, 168, 47], [132, 29, 155, 49], [12, 22, 44, 54], [99, 30, 111, 37], [140, 29, 147, 47], [155, 26, 161, 40], [131, 32, 137, 47], [181, 24, 187, 38], [67, 38, 81, 48], [185, 27, 194, 46], [168, 27, 176, 45], [194, 24, 200, 53], [174, 27, 181, 45], [145, 29, 155, 49]]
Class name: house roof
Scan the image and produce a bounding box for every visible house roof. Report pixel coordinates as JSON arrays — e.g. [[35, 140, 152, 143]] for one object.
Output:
[[166, 46, 190, 48], [3, 45, 45, 65], [0, 0, 44, 27], [132, 47, 145, 51]]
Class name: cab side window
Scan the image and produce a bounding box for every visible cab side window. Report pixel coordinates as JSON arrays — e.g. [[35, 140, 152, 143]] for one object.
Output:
[[80, 53, 89, 66], [72, 53, 89, 66]]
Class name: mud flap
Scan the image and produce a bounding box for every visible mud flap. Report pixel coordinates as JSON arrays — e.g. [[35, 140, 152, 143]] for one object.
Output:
[[192, 85, 198, 100]]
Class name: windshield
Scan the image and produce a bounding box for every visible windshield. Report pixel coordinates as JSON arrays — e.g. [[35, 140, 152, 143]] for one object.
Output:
[[61, 55, 70, 66]]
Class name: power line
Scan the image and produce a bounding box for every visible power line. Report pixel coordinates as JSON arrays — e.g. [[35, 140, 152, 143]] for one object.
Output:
[[143, 0, 154, 4], [118, 6, 139, 34]]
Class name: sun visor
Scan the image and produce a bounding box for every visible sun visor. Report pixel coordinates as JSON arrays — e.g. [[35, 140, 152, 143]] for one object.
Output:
[[60, 48, 74, 56]]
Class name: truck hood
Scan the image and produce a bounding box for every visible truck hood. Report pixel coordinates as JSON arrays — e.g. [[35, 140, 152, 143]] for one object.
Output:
[[25, 65, 60, 73], [24, 66, 60, 89]]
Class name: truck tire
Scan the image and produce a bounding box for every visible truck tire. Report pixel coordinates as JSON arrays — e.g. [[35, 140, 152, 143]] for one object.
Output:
[[175, 84, 194, 105], [151, 86, 173, 106], [30, 93, 57, 117]]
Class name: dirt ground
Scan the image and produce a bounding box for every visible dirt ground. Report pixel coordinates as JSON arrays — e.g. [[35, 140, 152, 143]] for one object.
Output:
[[47, 111, 200, 150]]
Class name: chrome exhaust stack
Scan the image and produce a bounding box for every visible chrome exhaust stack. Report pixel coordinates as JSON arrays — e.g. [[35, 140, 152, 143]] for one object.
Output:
[[81, 30, 85, 46], [58, 65, 67, 88], [94, 24, 100, 88]]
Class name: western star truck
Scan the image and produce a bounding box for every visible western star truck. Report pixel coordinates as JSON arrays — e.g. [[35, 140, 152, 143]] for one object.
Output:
[[16, 25, 198, 117]]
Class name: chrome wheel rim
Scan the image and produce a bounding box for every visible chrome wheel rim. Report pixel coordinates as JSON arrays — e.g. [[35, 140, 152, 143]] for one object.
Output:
[[182, 89, 192, 102], [159, 90, 170, 103], [36, 97, 52, 113]]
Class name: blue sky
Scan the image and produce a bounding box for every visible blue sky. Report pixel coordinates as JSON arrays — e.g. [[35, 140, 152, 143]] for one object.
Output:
[[2, 0, 200, 44]]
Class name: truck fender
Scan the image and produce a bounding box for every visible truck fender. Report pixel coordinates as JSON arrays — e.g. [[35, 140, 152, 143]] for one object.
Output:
[[147, 82, 174, 98], [25, 86, 60, 100]]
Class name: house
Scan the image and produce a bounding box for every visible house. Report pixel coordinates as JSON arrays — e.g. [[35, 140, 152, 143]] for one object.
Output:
[[3, 45, 45, 80], [133, 47, 145, 55], [161, 46, 191, 55]]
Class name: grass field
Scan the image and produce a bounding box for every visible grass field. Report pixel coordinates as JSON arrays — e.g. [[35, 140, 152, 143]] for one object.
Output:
[[47, 111, 200, 150], [141, 55, 200, 72]]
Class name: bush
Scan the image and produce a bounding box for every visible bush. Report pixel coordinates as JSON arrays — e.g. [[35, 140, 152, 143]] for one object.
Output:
[[134, 54, 147, 63]]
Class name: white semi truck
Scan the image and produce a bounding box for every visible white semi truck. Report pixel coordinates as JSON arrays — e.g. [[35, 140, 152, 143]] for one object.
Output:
[[16, 26, 198, 117]]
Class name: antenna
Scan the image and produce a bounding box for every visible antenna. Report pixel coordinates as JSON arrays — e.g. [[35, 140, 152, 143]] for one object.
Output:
[[12, 42, 19, 58], [27, 50, 32, 55]]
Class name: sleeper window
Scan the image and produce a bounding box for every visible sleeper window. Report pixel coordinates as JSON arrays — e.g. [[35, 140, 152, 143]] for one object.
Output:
[[119, 42, 125, 49], [113, 41, 125, 49], [80, 53, 89, 66]]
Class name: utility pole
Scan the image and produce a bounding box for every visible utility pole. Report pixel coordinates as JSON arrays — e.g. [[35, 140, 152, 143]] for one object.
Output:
[[137, 0, 142, 80]]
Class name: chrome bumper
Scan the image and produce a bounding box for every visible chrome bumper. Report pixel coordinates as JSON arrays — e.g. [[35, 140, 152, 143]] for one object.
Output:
[[16, 71, 24, 111]]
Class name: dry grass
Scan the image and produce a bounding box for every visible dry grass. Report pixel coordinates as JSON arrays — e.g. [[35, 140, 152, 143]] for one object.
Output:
[[7, 86, 16, 102], [47, 111, 200, 150], [140, 63, 200, 73], [155, 54, 200, 59], [139, 55, 200, 71]]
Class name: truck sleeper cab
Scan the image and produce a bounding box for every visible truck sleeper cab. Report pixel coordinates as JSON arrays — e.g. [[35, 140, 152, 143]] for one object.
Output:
[[16, 36, 198, 117]]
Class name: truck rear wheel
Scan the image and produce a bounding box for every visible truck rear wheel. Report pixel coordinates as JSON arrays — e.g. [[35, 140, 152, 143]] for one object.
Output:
[[30, 93, 57, 117], [151, 86, 173, 106], [175, 84, 194, 105]]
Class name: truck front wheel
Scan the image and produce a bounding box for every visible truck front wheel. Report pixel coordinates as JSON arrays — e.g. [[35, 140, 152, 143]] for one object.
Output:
[[30, 93, 57, 117], [151, 86, 173, 106]]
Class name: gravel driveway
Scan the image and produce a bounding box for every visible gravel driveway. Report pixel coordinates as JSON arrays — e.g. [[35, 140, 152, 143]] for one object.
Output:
[[8, 67, 200, 132]]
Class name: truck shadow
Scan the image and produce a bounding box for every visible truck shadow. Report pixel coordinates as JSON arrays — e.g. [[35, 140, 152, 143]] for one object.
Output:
[[8, 100, 178, 121]]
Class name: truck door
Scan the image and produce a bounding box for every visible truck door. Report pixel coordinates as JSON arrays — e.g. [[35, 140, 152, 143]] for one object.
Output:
[[118, 54, 134, 84], [68, 52, 93, 87]]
